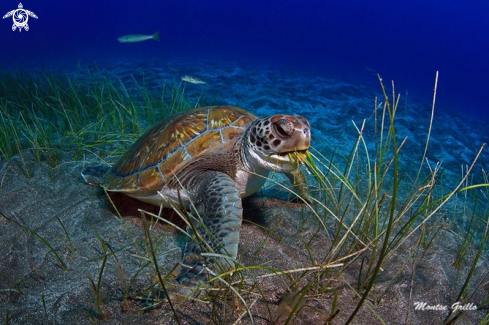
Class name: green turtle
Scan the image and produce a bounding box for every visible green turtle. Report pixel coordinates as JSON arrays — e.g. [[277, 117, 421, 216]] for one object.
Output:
[[2, 3, 38, 32], [81, 105, 311, 295]]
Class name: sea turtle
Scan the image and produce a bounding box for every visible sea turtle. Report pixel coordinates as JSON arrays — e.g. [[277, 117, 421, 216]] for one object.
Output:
[[2, 3, 38, 32], [81, 105, 311, 296]]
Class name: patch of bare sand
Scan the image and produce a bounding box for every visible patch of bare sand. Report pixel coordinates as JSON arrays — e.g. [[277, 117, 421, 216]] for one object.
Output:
[[1, 151, 487, 324]]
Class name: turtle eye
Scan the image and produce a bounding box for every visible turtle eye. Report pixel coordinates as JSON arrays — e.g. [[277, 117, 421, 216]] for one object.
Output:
[[273, 119, 293, 138]]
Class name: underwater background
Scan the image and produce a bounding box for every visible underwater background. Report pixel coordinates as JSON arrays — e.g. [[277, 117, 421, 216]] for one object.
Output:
[[1, 0, 489, 123], [1, 1, 489, 324]]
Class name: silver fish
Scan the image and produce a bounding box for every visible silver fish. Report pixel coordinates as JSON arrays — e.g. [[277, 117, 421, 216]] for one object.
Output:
[[181, 75, 207, 85], [118, 31, 160, 43]]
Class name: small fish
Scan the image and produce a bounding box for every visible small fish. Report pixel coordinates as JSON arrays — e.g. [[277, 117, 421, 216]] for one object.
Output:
[[118, 31, 160, 43], [181, 75, 207, 85]]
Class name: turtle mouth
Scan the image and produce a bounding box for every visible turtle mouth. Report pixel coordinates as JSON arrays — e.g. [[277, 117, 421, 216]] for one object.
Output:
[[277, 149, 308, 157], [271, 149, 309, 165]]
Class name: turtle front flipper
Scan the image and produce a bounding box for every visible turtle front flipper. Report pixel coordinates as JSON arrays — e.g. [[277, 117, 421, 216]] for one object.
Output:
[[174, 171, 242, 297]]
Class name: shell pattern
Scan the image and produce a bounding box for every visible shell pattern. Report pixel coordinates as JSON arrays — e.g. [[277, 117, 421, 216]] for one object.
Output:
[[101, 106, 256, 193]]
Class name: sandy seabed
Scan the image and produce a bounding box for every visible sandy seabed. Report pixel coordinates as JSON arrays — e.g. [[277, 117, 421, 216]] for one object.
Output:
[[1, 59, 488, 324]]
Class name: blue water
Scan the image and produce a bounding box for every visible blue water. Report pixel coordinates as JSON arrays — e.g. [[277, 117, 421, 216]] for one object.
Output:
[[2, 3, 489, 323], [1, 0, 488, 123]]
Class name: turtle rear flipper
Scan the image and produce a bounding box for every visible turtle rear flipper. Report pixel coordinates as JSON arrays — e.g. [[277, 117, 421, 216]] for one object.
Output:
[[81, 166, 110, 185], [175, 171, 242, 296]]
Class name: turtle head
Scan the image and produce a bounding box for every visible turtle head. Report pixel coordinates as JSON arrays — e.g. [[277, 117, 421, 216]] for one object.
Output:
[[246, 114, 311, 172]]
